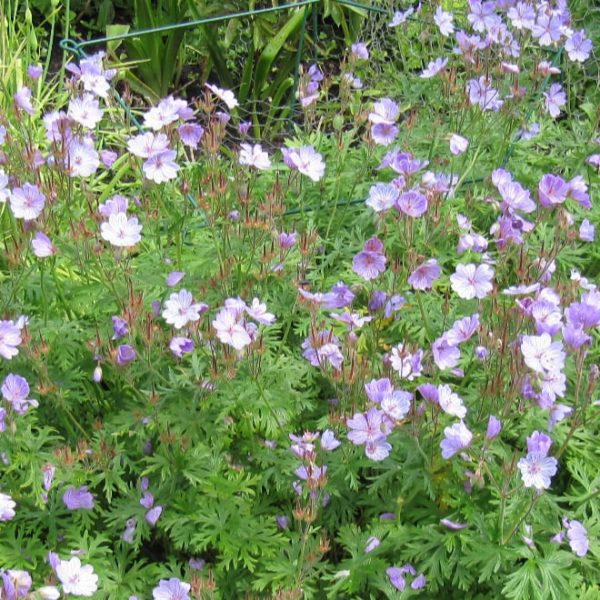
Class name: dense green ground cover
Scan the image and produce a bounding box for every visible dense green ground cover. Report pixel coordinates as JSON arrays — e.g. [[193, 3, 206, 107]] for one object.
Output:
[[0, 0, 599, 598]]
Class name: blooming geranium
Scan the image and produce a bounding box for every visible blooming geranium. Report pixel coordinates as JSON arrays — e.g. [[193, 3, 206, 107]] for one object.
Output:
[[1, 373, 38, 414], [239, 143, 271, 170], [205, 83, 238, 109], [169, 337, 194, 357], [67, 93, 103, 129], [543, 84, 566, 118], [153, 578, 191, 600], [127, 132, 170, 158], [212, 307, 252, 350], [143, 95, 189, 130], [9, 183, 45, 221], [395, 189, 428, 218], [434, 6, 454, 36], [143, 149, 180, 183], [282, 146, 325, 181], [538, 174, 569, 207], [408, 259, 441, 290], [565, 30, 592, 63], [366, 182, 398, 212], [162, 290, 207, 329], [449, 134, 469, 155], [68, 138, 99, 177], [437, 384, 467, 418], [0, 492, 16, 520], [0, 320, 23, 360], [521, 333, 565, 374], [178, 122, 204, 148], [565, 519, 589, 557], [32, 232, 57, 258], [517, 452, 558, 490], [100, 212, 142, 247], [347, 408, 392, 461], [301, 330, 343, 370], [368, 98, 400, 145], [440, 421, 472, 459], [450, 263, 494, 299], [467, 76, 503, 112], [353, 237, 387, 281], [55, 557, 98, 597], [420, 57, 448, 79], [62, 486, 95, 510]]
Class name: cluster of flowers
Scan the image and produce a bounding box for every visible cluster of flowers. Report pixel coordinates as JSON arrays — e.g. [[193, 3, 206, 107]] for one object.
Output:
[[389, 0, 594, 154], [298, 64, 324, 107], [99, 193, 143, 248], [347, 378, 412, 460], [290, 429, 340, 503], [123, 476, 164, 543], [212, 297, 275, 351]]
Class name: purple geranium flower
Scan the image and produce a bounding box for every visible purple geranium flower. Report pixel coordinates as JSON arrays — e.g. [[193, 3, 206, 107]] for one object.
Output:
[[112, 316, 129, 339], [445, 314, 480, 346], [565, 519, 589, 557], [63, 486, 95, 510], [395, 189, 428, 217], [432, 336, 461, 370], [366, 182, 398, 212], [486, 416, 502, 439], [1, 373, 38, 414], [146, 505, 163, 526], [9, 183, 45, 221], [32, 232, 57, 258], [408, 259, 441, 290], [450, 263, 494, 299], [538, 174, 569, 207], [169, 337, 194, 357], [116, 344, 137, 366], [152, 577, 190, 600], [440, 421, 473, 459], [517, 452, 558, 490]]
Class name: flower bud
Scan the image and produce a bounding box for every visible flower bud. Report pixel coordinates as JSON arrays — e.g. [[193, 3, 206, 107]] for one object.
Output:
[[92, 366, 102, 383]]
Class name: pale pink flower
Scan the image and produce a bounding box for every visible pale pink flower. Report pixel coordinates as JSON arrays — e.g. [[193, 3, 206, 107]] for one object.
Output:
[[449, 134, 469, 155], [205, 83, 239, 109], [283, 146, 325, 181], [143, 150, 179, 183], [450, 263, 494, 299], [239, 143, 271, 170], [127, 132, 170, 158], [100, 212, 142, 247], [162, 290, 207, 329], [518, 452, 558, 489], [32, 232, 56, 258], [434, 7, 454, 36], [55, 557, 98, 597], [9, 183, 45, 221], [212, 308, 251, 350], [68, 93, 103, 129], [245, 298, 276, 324]]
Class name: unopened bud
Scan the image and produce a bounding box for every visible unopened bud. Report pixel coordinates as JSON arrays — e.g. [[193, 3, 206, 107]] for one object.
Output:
[[92, 366, 102, 383]]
